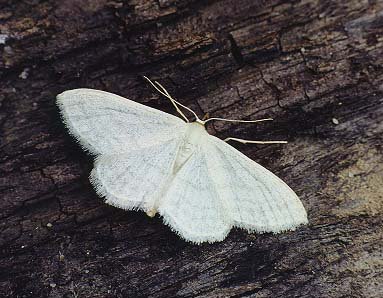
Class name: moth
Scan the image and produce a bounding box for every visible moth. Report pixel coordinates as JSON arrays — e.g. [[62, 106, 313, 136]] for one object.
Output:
[[57, 77, 308, 243]]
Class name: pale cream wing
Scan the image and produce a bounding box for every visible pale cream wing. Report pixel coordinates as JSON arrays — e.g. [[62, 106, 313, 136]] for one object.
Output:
[[90, 138, 184, 211], [158, 144, 231, 244], [57, 88, 187, 155], [205, 135, 308, 233]]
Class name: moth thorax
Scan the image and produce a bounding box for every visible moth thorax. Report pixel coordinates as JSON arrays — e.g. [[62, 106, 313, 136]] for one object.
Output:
[[172, 123, 207, 173], [186, 122, 207, 142]]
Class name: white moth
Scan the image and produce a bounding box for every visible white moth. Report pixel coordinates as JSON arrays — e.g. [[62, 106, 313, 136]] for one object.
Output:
[[57, 77, 308, 243]]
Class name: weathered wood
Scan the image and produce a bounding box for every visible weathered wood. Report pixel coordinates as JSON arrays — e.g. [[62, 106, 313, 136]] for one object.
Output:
[[0, 0, 382, 297]]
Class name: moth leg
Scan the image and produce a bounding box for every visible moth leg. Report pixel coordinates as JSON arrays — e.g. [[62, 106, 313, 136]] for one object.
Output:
[[224, 137, 287, 145], [202, 112, 210, 121], [205, 117, 273, 124]]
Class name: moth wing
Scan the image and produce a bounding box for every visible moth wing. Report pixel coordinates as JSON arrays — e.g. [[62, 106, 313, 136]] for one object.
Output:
[[158, 143, 231, 244], [90, 138, 183, 211], [57, 88, 186, 155], [206, 135, 308, 233]]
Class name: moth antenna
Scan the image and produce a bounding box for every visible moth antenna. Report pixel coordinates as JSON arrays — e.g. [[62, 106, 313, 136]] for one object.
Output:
[[143, 76, 202, 123], [205, 117, 273, 124], [143, 76, 168, 98], [153, 80, 201, 123], [224, 137, 287, 145], [143, 76, 189, 122]]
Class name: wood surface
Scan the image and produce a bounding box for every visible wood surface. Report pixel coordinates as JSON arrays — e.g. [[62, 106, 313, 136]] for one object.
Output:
[[0, 0, 382, 297]]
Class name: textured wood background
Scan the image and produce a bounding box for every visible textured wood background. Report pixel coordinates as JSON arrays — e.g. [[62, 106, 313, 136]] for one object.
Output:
[[1, 0, 382, 297]]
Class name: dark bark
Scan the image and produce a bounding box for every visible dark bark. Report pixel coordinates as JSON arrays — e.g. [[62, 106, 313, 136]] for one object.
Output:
[[0, 0, 382, 297]]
